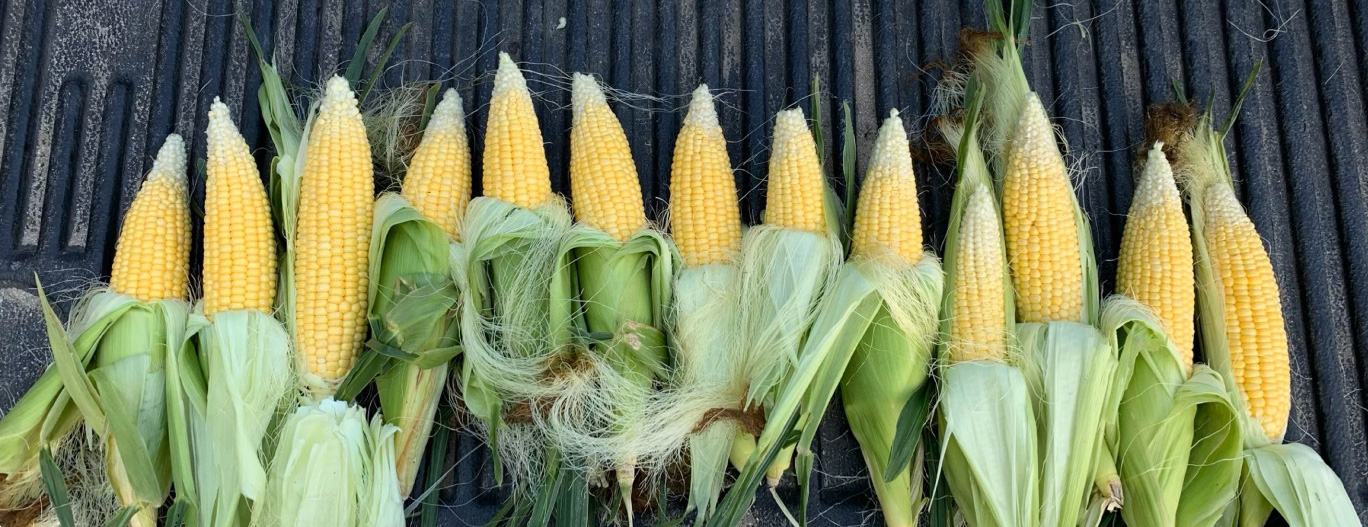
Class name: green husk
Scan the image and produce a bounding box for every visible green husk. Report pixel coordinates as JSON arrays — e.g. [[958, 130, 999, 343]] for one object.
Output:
[[1016, 321, 1117, 527], [833, 255, 943, 527], [251, 399, 403, 527], [1237, 443, 1359, 526], [365, 193, 462, 497], [1102, 297, 1242, 527], [38, 284, 189, 527], [456, 194, 582, 514], [553, 225, 676, 516]]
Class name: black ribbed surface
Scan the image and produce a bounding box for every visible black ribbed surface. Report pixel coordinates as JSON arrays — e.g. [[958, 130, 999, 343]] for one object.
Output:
[[0, 1, 1365, 525]]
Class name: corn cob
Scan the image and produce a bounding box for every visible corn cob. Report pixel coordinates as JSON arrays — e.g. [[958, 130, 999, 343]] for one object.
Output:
[[671, 85, 742, 266], [401, 88, 472, 241], [1116, 143, 1194, 365], [294, 76, 374, 388], [1201, 182, 1289, 440], [1002, 94, 1083, 323], [851, 110, 921, 263], [109, 135, 191, 302], [763, 109, 826, 232], [482, 53, 552, 208], [570, 73, 647, 240], [949, 185, 1008, 363], [203, 99, 277, 317]]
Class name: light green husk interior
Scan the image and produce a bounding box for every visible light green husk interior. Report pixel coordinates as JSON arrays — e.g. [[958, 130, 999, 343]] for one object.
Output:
[[37, 287, 189, 527]]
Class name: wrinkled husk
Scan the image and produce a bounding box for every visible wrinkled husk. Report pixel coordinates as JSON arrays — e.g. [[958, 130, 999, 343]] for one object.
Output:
[[368, 193, 462, 497], [1102, 296, 1242, 527], [38, 287, 188, 527], [252, 399, 403, 527]]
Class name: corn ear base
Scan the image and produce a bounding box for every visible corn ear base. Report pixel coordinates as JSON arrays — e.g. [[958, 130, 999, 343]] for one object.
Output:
[[1102, 296, 1242, 527], [366, 193, 461, 497], [38, 285, 188, 526], [172, 309, 295, 527], [251, 399, 403, 527], [835, 255, 943, 527], [1016, 321, 1116, 527], [938, 361, 1039, 527], [673, 264, 744, 522]]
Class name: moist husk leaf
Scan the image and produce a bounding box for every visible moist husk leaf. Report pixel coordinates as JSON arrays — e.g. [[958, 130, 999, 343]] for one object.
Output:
[[938, 361, 1039, 527], [1102, 296, 1242, 527]]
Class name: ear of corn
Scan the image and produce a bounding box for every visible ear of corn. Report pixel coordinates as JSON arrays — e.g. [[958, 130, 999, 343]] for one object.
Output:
[[293, 76, 375, 396], [670, 85, 743, 267], [972, 3, 1117, 523], [204, 99, 278, 317], [1116, 144, 1195, 365], [174, 101, 297, 527], [933, 82, 1039, 527], [850, 110, 922, 264], [666, 85, 747, 522], [401, 89, 472, 241], [731, 107, 842, 488], [570, 73, 648, 241], [1176, 102, 1357, 527], [1001, 95, 1086, 323], [1105, 142, 1242, 527], [109, 135, 192, 303], [561, 72, 673, 520], [368, 87, 471, 497], [482, 53, 553, 209], [23, 136, 197, 527]]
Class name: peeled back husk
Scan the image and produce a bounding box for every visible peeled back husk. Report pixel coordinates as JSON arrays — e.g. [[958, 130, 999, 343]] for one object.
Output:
[[39, 286, 189, 527], [251, 399, 404, 527], [938, 360, 1039, 527], [368, 193, 462, 496], [1102, 296, 1242, 527]]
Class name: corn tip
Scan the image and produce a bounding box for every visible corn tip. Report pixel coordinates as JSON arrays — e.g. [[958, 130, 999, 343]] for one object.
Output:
[[685, 85, 720, 129], [148, 134, 187, 182], [571, 72, 608, 119], [427, 88, 466, 132], [493, 53, 528, 98]]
